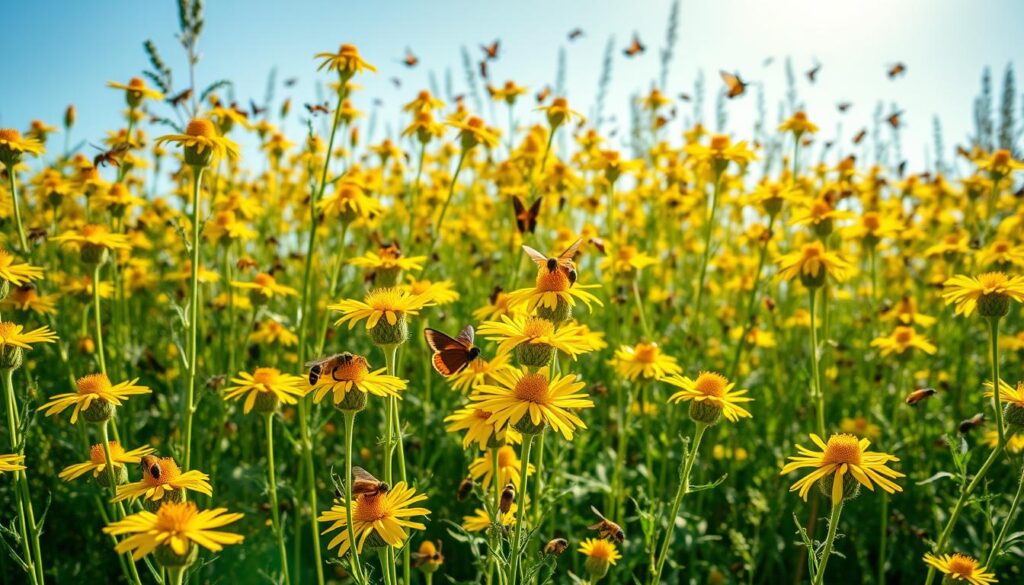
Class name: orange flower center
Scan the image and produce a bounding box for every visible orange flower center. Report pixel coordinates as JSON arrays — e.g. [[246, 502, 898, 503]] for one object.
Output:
[[862, 212, 881, 231], [551, 97, 568, 109], [992, 150, 1010, 166], [793, 111, 808, 122], [0, 322, 16, 341], [466, 116, 485, 130], [89, 441, 126, 465], [144, 457, 182, 486], [154, 501, 199, 531], [253, 273, 275, 288], [0, 128, 23, 142], [536, 268, 570, 292], [513, 373, 551, 404], [633, 342, 659, 364], [993, 241, 1010, 253], [710, 134, 730, 150], [692, 372, 728, 397], [522, 317, 555, 339], [81, 223, 105, 238], [77, 373, 113, 395], [823, 434, 862, 466], [352, 492, 389, 522], [185, 119, 217, 139], [947, 554, 978, 577], [333, 356, 370, 383], [893, 328, 914, 344], [977, 272, 1010, 292], [251, 367, 281, 387], [128, 77, 146, 89], [497, 445, 516, 468], [802, 244, 824, 260]]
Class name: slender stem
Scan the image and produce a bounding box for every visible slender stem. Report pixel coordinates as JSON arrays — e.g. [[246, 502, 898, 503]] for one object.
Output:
[[692, 168, 723, 330], [651, 422, 707, 585], [92, 262, 108, 375], [808, 287, 825, 437], [428, 149, 468, 257], [382, 344, 399, 484], [3, 369, 40, 585], [727, 214, 776, 379], [985, 462, 1024, 567], [378, 548, 394, 585], [168, 566, 185, 585], [406, 142, 427, 243], [632, 278, 650, 339], [315, 223, 350, 357], [988, 318, 1005, 444], [264, 414, 292, 585], [6, 164, 30, 253], [531, 430, 546, 528], [102, 422, 144, 585], [610, 385, 632, 521], [183, 165, 205, 471], [508, 434, 535, 585], [811, 501, 844, 585], [343, 411, 363, 581]]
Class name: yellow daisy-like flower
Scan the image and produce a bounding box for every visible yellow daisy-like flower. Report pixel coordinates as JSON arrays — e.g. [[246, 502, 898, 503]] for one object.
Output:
[[447, 353, 516, 393], [309, 353, 406, 404], [107, 77, 164, 105], [984, 430, 1024, 454], [403, 90, 446, 113], [447, 116, 500, 149], [0, 128, 45, 163], [58, 441, 154, 481], [315, 43, 377, 78], [780, 433, 904, 501], [0, 250, 43, 285], [776, 242, 853, 286], [156, 119, 239, 163], [52, 223, 132, 252], [468, 445, 534, 490], [5, 286, 58, 316], [470, 366, 593, 440], [462, 504, 516, 532], [839, 417, 882, 442], [922, 553, 997, 585], [319, 481, 430, 556], [224, 368, 308, 414], [538, 97, 585, 128], [478, 315, 601, 361], [610, 342, 682, 381], [663, 371, 753, 422], [507, 269, 602, 315], [317, 180, 381, 221], [330, 288, 434, 330], [231, 272, 299, 300], [881, 296, 936, 327], [983, 378, 1024, 409], [0, 321, 58, 352], [870, 326, 937, 357], [113, 457, 213, 503], [975, 148, 1024, 178], [399, 276, 459, 305], [684, 134, 756, 170], [600, 243, 658, 277], [942, 272, 1024, 318], [579, 537, 622, 565], [249, 319, 298, 347], [0, 453, 26, 474], [778, 111, 819, 135], [39, 374, 151, 424], [103, 501, 244, 561], [349, 249, 426, 274], [444, 404, 522, 450]]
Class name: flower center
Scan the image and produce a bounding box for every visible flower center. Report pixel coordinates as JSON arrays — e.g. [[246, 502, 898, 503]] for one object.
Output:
[[893, 328, 914, 345], [467, 116, 485, 130], [823, 434, 862, 466], [536, 269, 570, 292], [89, 441, 126, 465], [513, 373, 551, 404], [253, 273, 275, 287], [77, 373, 113, 395], [185, 119, 217, 138], [802, 244, 823, 260], [497, 445, 515, 468], [81, 224, 105, 238], [251, 367, 281, 387], [352, 492, 389, 522], [693, 372, 728, 397], [0, 322, 15, 341], [0, 128, 23, 142], [947, 554, 978, 577], [587, 540, 615, 561], [862, 212, 881, 231], [522, 317, 555, 339], [154, 502, 198, 532], [992, 150, 1010, 166], [128, 77, 146, 89], [710, 134, 730, 151], [977, 272, 1009, 292], [633, 343, 659, 364], [144, 457, 182, 486], [333, 356, 369, 383]]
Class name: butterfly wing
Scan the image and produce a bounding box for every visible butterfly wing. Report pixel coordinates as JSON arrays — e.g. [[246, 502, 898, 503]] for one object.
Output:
[[351, 466, 379, 495], [557, 238, 583, 267], [512, 196, 527, 233], [425, 328, 471, 376], [720, 71, 744, 98], [455, 325, 475, 348], [525, 198, 542, 233], [521, 245, 549, 268]]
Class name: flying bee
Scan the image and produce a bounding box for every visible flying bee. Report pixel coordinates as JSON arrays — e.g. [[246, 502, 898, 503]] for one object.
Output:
[[588, 506, 624, 543], [139, 455, 162, 480], [905, 387, 937, 406], [412, 541, 443, 567], [92, 142, 130, 168], [351, 467, 389, 498], [305, 352, 359, 385], [958, 413, 985, 434], [888, 62, 907, 79], [522, 238, 583, 286], [499, 482, 515, 514], [544, 538, 569, 555], [456, 477, 474, 502]]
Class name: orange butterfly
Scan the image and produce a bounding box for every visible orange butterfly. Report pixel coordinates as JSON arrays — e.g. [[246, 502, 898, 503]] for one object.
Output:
[[512, 196, 542, 234], [623, 33, 645, 57], [424, 326, 480, 376], [719, 70, 749, 99]]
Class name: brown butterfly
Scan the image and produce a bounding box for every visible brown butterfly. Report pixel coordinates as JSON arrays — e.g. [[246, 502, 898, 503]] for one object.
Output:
[[678, 92, 692, 102], [249, 99, 266, 118], [887, 111, 903, 129], [512, 196, 542, 234], [623, 33, 645, 57], [535, 85, 552, 103], [481, 40, 500, 60], [905, 387, 936, 406], [719, 70, 749, 99], [401, 48, 419, 68], [351, 467, 389, 497], [852, 128, 867, 145], [424, 326, 480, 376], [888, 62, 906, 78], [168, 88, 193, 108], [837, 102, 852, 113], [806, 62, 821, 83], [305, 102, 330, 115], [92, 143, 130, 168], [568, 28, 584, 41], [523, 239, 582, 286]]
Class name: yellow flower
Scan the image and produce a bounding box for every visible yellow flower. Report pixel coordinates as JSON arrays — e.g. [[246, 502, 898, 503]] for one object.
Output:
[[0, 250, 43, 285], [983, 378, 1024, 409], [684, 134, 756, 170], [114, 457, 213, 503], [975, 148, 1024, 178], [349, 249, 426, 274], [444, 404, 522, 450], [942, 272, 1024, 318], [870, 326, 937, 357], [249, 319, 298, 346], [490, 80, 528, 104], [447, 115, 499, 149], [470, 366, 593, 440], [446, 353, 516, 393], [839, 417, 882, 442], [319, 481, 430, 556], [922, 553, 997, 585], [403, 90, 445, 113], [0, 128, 45, 163], [0, 321, 57, 353], [317, 180, 380, 222], [610, 342, 682, 381], [776, 242, 853, 286], [578, 537, 622, 565], [780, 433, 904, 501], [507, 268, 602, 316], [778, 111, 819, 135], [39, 374, 151, 424], [58, 441, 154, 481], [107, 77, 164, 106], [315, 43, 377, 78], [468, 444, 533, 490], [231, 272, 298, 300], [600, 243, 658, 277], [664, 371, 753, 423], [51, 223, 131, 252], [156, 119, 239, 165], [983, 430, 1024, 454], [309, 353, 405, 405], [538, 97, 584, 128], [330, 288, 434, 330], [103, 501, 244, 560], [401, 110, 446, 144], [224, 368, 308, 414], [881, 296, 936, 327], [478, 315, 601, 361], [463, 504, 516, 532], [0, 453, 26, 474], [399, 276, 459, 305]]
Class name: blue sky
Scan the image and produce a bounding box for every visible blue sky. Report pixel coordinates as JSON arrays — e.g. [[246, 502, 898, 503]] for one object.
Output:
[[2, 0, 1022, 171]]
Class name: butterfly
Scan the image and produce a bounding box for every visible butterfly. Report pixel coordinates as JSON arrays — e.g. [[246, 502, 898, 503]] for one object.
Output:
[[249, 99, 266, 118], [888, 62, 906, 78], [168, 88, 193, 107], [522, 239, 582, 286], [887, 111, 903, 129], [535, 85, 552, 103], [512, 196, 542, 234], [283, 77, 298, 87], [677, 92, 692, 102], [719, 70, 749, 99], [568, 28, 584, 41], [852, 128, 867, 145], [837, 101, 852, 113], [481, 40, 500, 60], [401, 48, 419, 68], [623, 33, 645, 57], [424, 326, 480, 376], [806, 62, 821, 83]]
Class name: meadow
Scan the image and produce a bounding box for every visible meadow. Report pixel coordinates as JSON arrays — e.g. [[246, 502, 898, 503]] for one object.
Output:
[[1, 1, 1023, 584]]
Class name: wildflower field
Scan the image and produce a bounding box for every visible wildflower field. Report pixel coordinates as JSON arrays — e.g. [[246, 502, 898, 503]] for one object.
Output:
[[2, 1, 1024, 584]]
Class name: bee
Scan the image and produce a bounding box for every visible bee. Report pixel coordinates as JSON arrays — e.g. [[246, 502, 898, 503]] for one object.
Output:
[[401, 48, 419, 68], [888, 62, 907, 78], [588, 506, 624, 543], [568, 28, 584, 41], [351, 467, 389, 498], [905, 387, 937, 406], [412, 541, 443, 567], [92, 142, 130, 168], [837, 101, 852, 113], [499, 482, 515, 515], [678, 92, 692, 102], [305, 352, 359, 385], [522, 238, 583, 286], [852, 128, 868, 145], [719, 70, 750, 99], [958, 413, 985, 434], [283, 77, 298, 87], [481, 40, 500, 60], [139, 455, 162, 480], [456, 477, 474, 502], [544, 538, 569, 555], [535, 85, 552, 104], [623, 33, 645, 57]]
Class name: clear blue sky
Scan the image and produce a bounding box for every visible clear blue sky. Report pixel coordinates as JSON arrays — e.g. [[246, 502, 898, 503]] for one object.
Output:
[[2, 0, 1021, 171]]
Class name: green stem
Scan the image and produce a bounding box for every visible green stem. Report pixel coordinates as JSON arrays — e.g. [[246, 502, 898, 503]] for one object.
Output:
[[531, 430, 546, 528], [168, 566, 185, 585], [6, 164, 30, 253], [650, 422, 707, 585], [343, 411, 363, 581], [985, 462, 1024, 567], [808, 287, 825, 437], [315, 223, 350, 357], [692, 168, 723, 331], [988, 318, 1005, 444], [811, 501, 844, 585], [507, 434, 535, 585], [92, 262, 108, 376], [265, 414, 292, 585], [183, 165, 205, 471], [428, 149, 468, 257], [405, 142, 427, 243], [632, 278, 650, 339], [727, 214, 776, 379], [3, 369, 40, 585], [378, 548, 394, 585]]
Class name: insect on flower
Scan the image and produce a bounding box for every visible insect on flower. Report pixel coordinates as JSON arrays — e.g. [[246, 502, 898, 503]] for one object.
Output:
[[588, 506, 624, 543]]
